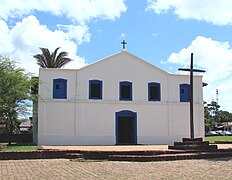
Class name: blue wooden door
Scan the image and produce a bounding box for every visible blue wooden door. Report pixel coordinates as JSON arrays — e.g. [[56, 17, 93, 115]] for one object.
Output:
[[116, 110, 137, 145]]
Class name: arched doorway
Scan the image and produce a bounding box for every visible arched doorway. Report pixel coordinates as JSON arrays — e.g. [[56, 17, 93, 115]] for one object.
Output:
[[115, 110, 137, 145]]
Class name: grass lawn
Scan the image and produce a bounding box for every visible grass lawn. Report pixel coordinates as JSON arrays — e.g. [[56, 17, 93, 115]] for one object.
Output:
[[204, 136, 232, 143], [0, 143, 37, 151]]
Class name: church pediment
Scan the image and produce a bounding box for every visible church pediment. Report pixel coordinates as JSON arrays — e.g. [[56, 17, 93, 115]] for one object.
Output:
[[79, 51, 170, 76]]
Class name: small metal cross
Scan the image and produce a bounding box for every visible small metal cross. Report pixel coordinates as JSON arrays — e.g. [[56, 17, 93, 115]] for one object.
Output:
[[121, 40, 127, 50]]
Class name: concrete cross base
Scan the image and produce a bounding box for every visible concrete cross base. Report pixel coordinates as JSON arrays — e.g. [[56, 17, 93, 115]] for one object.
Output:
[[168, 138, 218, 151]]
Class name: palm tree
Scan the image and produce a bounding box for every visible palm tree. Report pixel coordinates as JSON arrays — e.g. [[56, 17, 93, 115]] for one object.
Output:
[[34, 47, 72, 68]]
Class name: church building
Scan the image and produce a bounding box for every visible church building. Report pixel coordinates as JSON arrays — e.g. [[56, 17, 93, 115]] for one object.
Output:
[[37, 50, 204, 145]]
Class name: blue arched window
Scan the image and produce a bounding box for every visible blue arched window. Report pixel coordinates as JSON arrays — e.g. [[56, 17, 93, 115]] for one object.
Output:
[[53, 78, 67, 99], [180, 83, 190, 102], [120, 81, 132, 101], [148, 82, 161, 101], [89, 80, 103, 99]]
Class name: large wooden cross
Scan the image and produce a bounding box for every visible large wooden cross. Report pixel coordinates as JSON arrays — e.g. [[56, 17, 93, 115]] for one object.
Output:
[[178, 53, 205, 139]]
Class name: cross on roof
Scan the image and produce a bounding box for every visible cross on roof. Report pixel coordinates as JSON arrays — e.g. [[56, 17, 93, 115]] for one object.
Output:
[[178, 53, 205, 139], [121, 40, 127, 50]]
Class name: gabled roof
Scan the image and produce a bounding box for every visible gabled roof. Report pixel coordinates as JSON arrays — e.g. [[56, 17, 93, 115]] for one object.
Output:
[[79, 50, 170, 75]]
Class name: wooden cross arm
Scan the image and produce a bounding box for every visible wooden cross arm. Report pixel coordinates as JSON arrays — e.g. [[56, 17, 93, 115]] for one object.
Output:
[[192, 69, 206, 73], [178, 68, 190, 71], [178, 68, 205, 73]]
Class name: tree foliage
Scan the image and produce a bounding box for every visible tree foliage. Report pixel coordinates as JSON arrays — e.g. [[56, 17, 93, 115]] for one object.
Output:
[[34, 47, 72, 68], [0, 56, 32, 134], [205, 100, 232, 132]]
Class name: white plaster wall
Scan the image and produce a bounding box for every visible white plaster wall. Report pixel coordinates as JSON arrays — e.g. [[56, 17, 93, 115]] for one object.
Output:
[[38, 101, 204, 145], [77, 51, 169, 102], [38, 102, 76, 144], [43, 102, 75, 136], [39, 68, 77, 101]]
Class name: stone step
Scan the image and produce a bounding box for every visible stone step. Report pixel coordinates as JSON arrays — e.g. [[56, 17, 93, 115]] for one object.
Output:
[[168, 144, 218, 151], [65, 153, 84, 159], [182, 138, 203, 143], [108, 151, 232, 162], [169, 138, 218, 151], [174, 141, 209, 146]]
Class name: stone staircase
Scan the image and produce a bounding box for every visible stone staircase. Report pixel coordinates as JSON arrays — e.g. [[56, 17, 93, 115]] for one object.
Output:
[[168, 138, 218, 151], [63, 148, 232, 162], [106, 138, 223, 161], [2, 146, 232, 161], [108, 151, 232, 162]]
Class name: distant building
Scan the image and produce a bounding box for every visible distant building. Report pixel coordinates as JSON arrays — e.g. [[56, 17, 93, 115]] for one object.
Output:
[[19, 120, 32, 134], [217, 122, 232, 132], [37, 50, 204, 145]]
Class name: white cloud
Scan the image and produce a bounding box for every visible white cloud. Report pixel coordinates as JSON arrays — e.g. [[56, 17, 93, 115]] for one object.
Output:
[[57, 24, 91, 45], [147, 0, 232, 25], [121, 33, 127, 39], [165, 36, 232, 111], [0, 0, 127, 23], [0, 0, 127, 75], [0, 16, 87, 75]]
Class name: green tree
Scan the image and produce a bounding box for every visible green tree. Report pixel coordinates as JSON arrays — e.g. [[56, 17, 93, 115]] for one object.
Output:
[[33, 47, 72, 68], [0, 56, 31, 134], [204, 100, 220, 132], [204, 102, 214, 132], [218, 110, 232, 123], [207, 100, 220, 124], [204, 100, 232, 132]]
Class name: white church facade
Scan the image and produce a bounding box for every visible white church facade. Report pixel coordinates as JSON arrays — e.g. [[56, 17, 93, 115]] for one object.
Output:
[[37, 50, 204, 145]]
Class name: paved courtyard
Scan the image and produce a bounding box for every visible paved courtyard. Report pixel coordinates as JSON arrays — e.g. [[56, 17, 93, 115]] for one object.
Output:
[[1, 158, 232, 179]]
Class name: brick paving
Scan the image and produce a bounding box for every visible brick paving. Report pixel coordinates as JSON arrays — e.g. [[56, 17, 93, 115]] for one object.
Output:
[[1, 144, 232, 179], [1, 158, 232, 179]]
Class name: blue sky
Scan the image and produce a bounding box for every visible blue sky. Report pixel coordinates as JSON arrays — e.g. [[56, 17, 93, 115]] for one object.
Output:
[[1, 0, 232, 111]]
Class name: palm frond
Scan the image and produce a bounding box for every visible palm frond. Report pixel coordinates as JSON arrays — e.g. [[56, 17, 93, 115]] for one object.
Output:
[[40, 48, 52, 68], [51, 47, 61, 67], [33, 54, 47, 68], [55, 51, 72, 68], [34, 47, 72, 68]]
